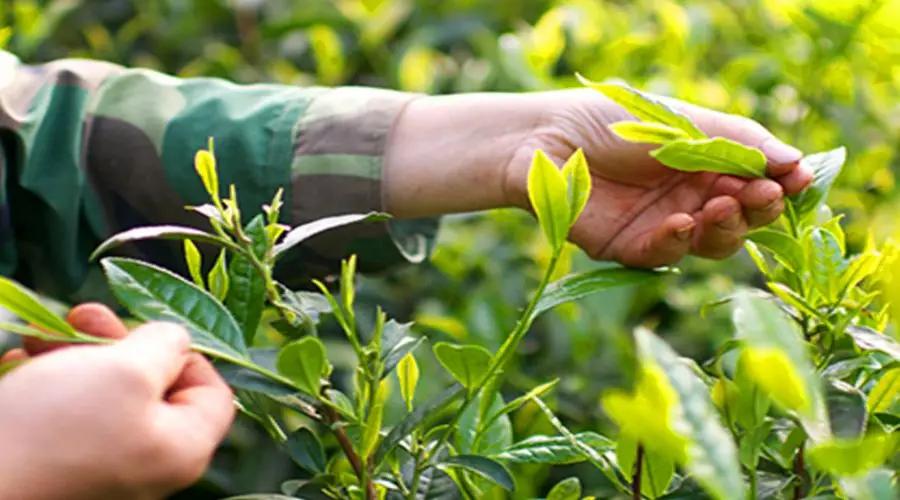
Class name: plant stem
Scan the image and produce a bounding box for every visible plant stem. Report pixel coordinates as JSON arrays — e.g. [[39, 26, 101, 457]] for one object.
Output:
[[749, 466, 758, 500], [323, 405, 376, 499], [632, 443, 644, 500], [792, 442, 805, 500]]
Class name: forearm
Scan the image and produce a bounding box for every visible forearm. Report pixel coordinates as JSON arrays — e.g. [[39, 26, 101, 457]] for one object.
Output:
[[383, 93, 546, 218]]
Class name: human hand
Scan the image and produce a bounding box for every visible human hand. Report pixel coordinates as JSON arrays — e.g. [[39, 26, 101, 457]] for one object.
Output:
[[0, 304, 235, 500], [385, 88, 811, 267]]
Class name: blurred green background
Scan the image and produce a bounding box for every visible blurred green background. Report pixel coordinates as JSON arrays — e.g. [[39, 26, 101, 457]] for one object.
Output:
[[2, 0, 898, 497]]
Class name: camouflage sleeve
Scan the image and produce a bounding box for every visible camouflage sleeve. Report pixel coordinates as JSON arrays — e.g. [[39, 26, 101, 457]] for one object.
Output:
[[0, 51, 437, 301]]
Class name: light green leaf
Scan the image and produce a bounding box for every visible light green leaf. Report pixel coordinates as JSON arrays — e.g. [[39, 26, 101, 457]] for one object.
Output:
[[650, 137, 767, 178], [807, 433, 897, 476], [91, 225, 224, 261], [0, 277, 75, 336], [194, 148, 220, 200], [272, 212, 389, 258], [101, 258, 247, 358], [361, 380, 387, 459], [807, 227, 847, 302], [789, 147, 847, 218], [609, 121, 690, 144], [439, 455, 515, 491], [560, 148, 591, 226], [616, 436, 675, 499], [546, 477, 581, 500], [868, 367, 900, 414], [207, 249, 229, 301], [459, 392, 512, 455], [747, 229, 804, 272], [634, 328, 745, 500], [433, 342, 491, 389], [285, 427, 326, 473], [493, 432, 613, 464], [276, 337, 327, 396], [397, 352, 419, 411], [491, 379, 559, 420], [577, 75, 705, 138], [183, 240, 204, 287], [528, 149, 570, 250], [224, 216, 268, 344], [534, 266, 668, 320]]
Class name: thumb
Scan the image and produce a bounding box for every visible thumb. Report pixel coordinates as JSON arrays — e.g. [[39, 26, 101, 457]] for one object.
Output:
[[110, 322, 191, 395], [676, 102, 803, 177]]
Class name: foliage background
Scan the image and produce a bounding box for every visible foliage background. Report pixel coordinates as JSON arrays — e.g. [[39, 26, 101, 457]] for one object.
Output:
[[2, 0, 899, 497]]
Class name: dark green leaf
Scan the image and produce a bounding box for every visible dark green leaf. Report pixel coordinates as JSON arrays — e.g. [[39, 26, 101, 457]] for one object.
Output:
[[439, 455, 514, 491], [273, 212, 389, 258], [0, 277, 75, 336], [411, 466, 460, 500], [225, 216, 268, 344], [285, 427, 326, 473], [650, 137, 767, 178], [433, 342, 491, 389], [375, 385, 463, 464], [381, 320, 422, 377], [459, 392, 512, 455], [534, 266, 666, 320], [90, 225, 223, 261], [492, 432, 612, 464], [546, 477, 581, 500], [826, 379, 867, 439], [101, 257, 247, 358], [789, 147, 847, 218]]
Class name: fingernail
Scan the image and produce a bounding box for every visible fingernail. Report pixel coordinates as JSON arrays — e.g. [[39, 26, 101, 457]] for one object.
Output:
[[717, 212, 742, 230], [675, 223, 695, 241], [761, 182, 783, 204], [761, 140, 802, 165]]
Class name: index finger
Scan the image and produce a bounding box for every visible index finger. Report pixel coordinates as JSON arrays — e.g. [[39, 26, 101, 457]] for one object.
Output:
[[23, 302, 129, 355]]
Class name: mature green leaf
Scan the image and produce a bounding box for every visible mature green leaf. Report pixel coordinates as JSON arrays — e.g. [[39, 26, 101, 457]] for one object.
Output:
[[635, 328, 745, 500], [207, 249, 229, 301], [868, 367, 900, 414], [409, 466, 459, 500], [101, 258, 247, 357], [381, 320, 422, 377], [90, 225, 223, 261], [616, 436, 675, 499], [397, 353, 419, 410], [459, 392, 512, 455], [747, 229, 804, 272], [578, 76, 705, 138], [560, 148, 591, 225], [826, 380, 867, 439], [272, 212, 388, 258], [492, 432, 613, 464], [183, 240, 204, 287], [439, 455, 514, 491], [375, 385, 464, 464], [807, 227, 846, 301], [650, 137, 767, 178], [533, 266, 666, 320], [225, 216, 268, 344], [846, 326, 900, 361], [789, 147, 847, 218], [276, 337, 327, 396], [546, 477, 581, 500], [433, 342, 491, 389], [609, 121, 690, 144], [528, 149, 570, 249], [0, 277, 75, 336], [738, 421, 772, 470], [285, 427, 326, 473]]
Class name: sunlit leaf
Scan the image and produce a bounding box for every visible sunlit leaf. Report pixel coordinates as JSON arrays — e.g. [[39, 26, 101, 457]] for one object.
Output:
[[789, 147, 847, 218], [807, 433, 897, 476], [0, 277, 75, 336], [397, 352, 419, 411], [276, 337, 328, 396], [650, 137, 767, 178], [747, 229, 804, 271], [194, 148, 219, 201], [528, 149, 570, 250], [609, 121, 690, 144], [183, 240, 204, 287], [560, 148, 591, 226], [546, 477, 581, 500], [868, 367, 900, 414], [207, 249, 229, 301], [433, 342, 491, 390]]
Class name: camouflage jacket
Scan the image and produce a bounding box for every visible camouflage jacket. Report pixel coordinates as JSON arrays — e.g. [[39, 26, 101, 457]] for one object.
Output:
[[0, 51, 437, 303]]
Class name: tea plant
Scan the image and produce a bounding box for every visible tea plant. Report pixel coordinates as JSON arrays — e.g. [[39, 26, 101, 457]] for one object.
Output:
[[0, 139, 666, 499]]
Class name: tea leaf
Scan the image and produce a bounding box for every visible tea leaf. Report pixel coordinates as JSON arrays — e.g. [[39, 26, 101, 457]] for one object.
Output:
[[380, 320, 422, 377], [0, 277, 75, 336], [747, 229, 804, 272], [534, 266, 667, 320], [194, 148, 219, 201], [634, 328, 746, 500], [272, 212, 389, 258], [616, 436, 675, 499], [183, 240, 204, 287], [609, 121, 690, 144], [397, 353, 419, 411], [826, 380, 867, 440], [207, 249, 229, 301], [285, 427, 326, 473], [560, 148, 591, 226], [546, 477, 581, 500], [492, 432, 613, 464], [807, 434, 897, 476], [528, 149, 570, 250], [101, 257, 247, 358], [276, 337, 328, 396], [867, 367, 900, 414], [789, 147, 847, 218], [491, 379, 559, 419], [224, 216, 268, 344], [361, 380, 388, 459], [91, 225, 224, 261], [374, 385, 464, 464], [433, 342, 492, 390], [650, 137, 767, 178], [439, 455, 515, 491], [459, 392, 512, 455], [577, 76, 705, 138]]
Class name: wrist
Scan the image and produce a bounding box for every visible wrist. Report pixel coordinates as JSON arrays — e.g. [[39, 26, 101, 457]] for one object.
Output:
[[383, 92, 547, 217]]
